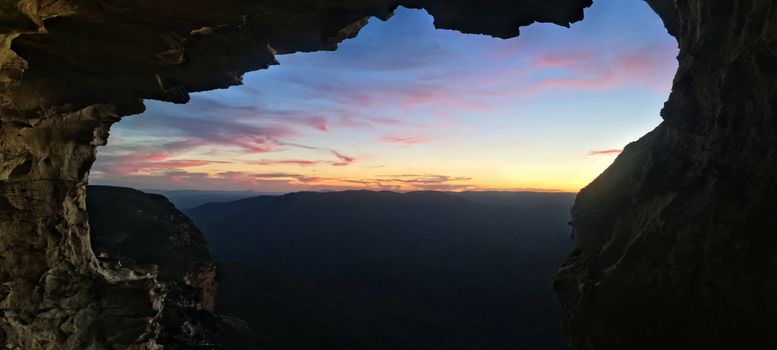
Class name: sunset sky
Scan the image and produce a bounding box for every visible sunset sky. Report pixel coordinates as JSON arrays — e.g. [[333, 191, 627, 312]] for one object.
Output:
[[92, 0, 678, 193]]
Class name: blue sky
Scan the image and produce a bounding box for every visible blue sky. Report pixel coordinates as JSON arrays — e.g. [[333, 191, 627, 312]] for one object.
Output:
[[92, 0, 677, 192]]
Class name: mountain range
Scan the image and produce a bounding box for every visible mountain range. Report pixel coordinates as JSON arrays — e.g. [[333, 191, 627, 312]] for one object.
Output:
[[186, 190, 574, 349]]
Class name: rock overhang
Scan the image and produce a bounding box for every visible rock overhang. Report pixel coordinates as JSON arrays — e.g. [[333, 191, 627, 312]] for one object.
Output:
[[0, 0, 593, 116]]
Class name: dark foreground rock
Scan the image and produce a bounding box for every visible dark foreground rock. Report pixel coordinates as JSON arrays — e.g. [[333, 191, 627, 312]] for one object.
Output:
[[87, 185, 258, 349], [555, 1, 777, 349]]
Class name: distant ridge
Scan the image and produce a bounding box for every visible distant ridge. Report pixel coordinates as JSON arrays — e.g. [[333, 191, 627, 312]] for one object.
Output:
[[143, 189, 282, 210], [147, 187, 577, 212], [187, 189, 574, 349]]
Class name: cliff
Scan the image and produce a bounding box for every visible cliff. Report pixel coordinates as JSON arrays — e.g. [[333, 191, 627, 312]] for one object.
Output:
[[0, 0, 775, 349], [87, 186, 217, 313], [555, 1, 777, 349], [86, 185, 256, 348]]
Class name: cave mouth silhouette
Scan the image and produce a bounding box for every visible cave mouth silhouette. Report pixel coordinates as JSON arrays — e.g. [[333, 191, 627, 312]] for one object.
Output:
[[92, 2, 678, 196], [16, 0, 777, 349], [10, 0, 740, 348], [81, 3, 677, 348]]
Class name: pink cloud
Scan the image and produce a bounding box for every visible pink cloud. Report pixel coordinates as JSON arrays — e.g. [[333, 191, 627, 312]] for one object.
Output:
[[216, 171, 326, 184], [526, 43, 677, 94], [94, 151, 224, 175], [92, 167, 570, 192], [372, 117, 402, 125], [587, 149, 623, 156], [381, 135, 435, 145], [302, 116, 329, 131], [343, 174, 476, 191], [377, 174, 473, 184], [292, 43, 674, 124], [256, 159, 322, 166], [534, 50, 598, 70], [331, 151, 356, 166], [92, 170, 331, 192]]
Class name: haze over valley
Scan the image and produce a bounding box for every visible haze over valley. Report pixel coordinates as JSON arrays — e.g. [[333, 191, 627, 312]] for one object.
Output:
[[88, 187, 575, 349]]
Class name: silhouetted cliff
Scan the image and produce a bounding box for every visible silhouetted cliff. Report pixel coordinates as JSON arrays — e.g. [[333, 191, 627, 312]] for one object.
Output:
[[87, 185, 258, 348], [555, 1, 777, 349]]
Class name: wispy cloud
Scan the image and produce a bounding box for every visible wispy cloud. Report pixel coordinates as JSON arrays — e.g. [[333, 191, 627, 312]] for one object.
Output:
[[527, 43, 677, 93], [255, 159, 322, 166], [376, 174, 473, 184], [93, 151, 230, 176], [381, 135, 436, 145], [91, 169, 328, 192], [216, 171, 327, 184], [331, 151, 356, 166], [587, 149, 623, 156], [343, 174, 475, 191], [91, 167, 481, 192], [122, 113, 294, 154], [254, 150, 356, 167]]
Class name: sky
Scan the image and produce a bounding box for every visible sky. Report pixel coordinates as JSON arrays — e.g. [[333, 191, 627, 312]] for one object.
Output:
[[91, 0, 678, 193]]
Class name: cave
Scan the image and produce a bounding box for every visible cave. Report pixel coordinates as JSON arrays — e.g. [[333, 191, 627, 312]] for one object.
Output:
[[1, 0, 776, 349]]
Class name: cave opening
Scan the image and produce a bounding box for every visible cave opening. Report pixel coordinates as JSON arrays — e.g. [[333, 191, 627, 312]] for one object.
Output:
[[3, 0, 719, 348], [3, 0, 776, 348], [81, 1, 678, 348]]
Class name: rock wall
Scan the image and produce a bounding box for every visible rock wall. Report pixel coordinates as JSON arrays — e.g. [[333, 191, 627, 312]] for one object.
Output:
[[0, 104, 164, 349], [555, 1, 777, 349]]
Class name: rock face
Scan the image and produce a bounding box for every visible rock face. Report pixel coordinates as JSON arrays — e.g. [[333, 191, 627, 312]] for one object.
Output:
[[87, 186, 217, 313], [0, 104, 163, 349], [87, 186, 217, 312], [555, 1, 777, 349], [86, 185, 256, 348], [0, 0, 774, 349]]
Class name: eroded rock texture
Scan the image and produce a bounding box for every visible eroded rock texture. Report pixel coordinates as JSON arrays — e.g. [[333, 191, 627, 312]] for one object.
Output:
[[0, 104, 163, 349], [0, 0, 591, 348], [555, 1, 777, 349]]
